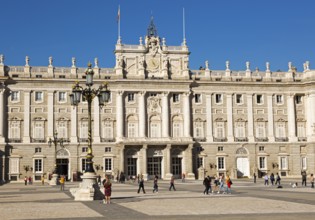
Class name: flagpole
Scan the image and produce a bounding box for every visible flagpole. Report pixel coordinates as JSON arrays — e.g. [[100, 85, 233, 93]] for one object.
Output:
[[117, 5, 121, 44], [183, 8, 186, 46]]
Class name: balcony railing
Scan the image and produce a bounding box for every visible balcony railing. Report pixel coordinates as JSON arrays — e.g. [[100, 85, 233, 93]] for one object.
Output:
[[275, 137, 289, 142], [78, 138, 89, 143], [31, 138, 46, 143], [8, 138, 22, 143], [255, 137, 269, 142], [234, 137, 248, 142], [298, 137, 307, 142], [193, 137, 206, 142], [213, 137, 227, 142], [101, 138, 116, 142]]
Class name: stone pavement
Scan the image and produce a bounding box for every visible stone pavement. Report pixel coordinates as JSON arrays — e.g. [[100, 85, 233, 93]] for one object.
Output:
[[0, 179, 315, 220]]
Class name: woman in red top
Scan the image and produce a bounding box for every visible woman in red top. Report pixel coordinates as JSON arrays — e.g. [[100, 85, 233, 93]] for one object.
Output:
[[225, 175, 232, 194], [103, 176, 112, 204]]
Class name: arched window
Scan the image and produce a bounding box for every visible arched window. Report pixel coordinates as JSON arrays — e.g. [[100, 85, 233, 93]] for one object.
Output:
[[150, 115, 161, 138]]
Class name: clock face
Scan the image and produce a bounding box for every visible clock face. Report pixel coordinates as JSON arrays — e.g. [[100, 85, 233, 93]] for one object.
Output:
[[148, 58, 159, 70]]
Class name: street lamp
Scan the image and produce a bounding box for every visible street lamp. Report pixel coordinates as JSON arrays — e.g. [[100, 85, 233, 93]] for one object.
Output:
[[48, 130, 64, 185], [69, 62, 110, 201]]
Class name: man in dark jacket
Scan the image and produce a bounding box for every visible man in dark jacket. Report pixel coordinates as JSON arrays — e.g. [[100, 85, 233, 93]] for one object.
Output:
[[203, 176, 210, 195]]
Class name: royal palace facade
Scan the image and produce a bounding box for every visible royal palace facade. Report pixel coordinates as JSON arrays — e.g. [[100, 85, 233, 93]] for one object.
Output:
[[0, 22, 315, 182]]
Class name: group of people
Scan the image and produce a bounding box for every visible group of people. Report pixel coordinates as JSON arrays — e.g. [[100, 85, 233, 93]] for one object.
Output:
[[203, 175, 232, 195], [24, 176, 32, 185], [301, 171, 314, 188], [263, 173, 281, 186]]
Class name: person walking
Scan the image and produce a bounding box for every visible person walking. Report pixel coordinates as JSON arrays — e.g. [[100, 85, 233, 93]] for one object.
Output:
[[137, 175, 146, 194], [169, 176, 176, 191], [203, 176, 210, 195], [153, 175, 159, 193], [24, 176, 28, 186], [213, 175, 220, 193], [264, 173, 269, 186], [41, 175, 45, 186], [59, 175, 65, 191], [275, 173, 281, 186], [302, 171, 307, 187], [103, 176, 112, 204], [218, 175, 225, 194], [253, 173, 256, 184], [224, 175, 232, 194], [270, 173, 275, 185], [310, 174, 314, 188], [28, 176, 32, 185], [182, 173, 185, 183]]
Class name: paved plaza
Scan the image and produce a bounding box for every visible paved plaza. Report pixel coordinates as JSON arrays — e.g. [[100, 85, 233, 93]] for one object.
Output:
[[0, 179, 315, 220]]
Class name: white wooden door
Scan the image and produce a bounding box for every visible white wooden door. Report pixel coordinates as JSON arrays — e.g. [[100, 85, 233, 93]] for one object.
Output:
[[237, 157, 250, 177]]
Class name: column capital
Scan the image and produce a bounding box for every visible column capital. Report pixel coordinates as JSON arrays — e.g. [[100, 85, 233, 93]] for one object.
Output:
[[161, 91, 169, 97], [117, 90, 124, 96], [182, 91, 191, 97], [138, 91, 146, 96]]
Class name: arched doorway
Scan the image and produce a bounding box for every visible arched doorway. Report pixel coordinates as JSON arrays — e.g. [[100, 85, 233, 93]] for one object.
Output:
[[236, 147, 250, 178], [56, 148, 70, 180]]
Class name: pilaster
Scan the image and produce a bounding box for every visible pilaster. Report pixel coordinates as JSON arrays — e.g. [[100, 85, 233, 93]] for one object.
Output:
[[70, 106, 78, 143], [183, 92, 191, 137], [93, 98, 100, 143], [287, 94, 297, 142], [120, 145, 125, 172], [0, 89, 5, 143], [267, 94, 275, 142], [47, 92, 54, 139], [184, 144, 195, 180], [138, 91, 146, 138], [306, 93, 315, 141], [141, 145, 148, 180], [116, 91, 124, 140], [161, 92, 170, 138], [23, 91, 31, 143], [206, 94, 213, 142], [247, 94, 254, 142], [226, 93, 234, 142], [164, 144, 172, 180]]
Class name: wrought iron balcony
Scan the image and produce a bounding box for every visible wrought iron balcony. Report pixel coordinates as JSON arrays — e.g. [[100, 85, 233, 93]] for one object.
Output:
[[193, 137, 206, 142], [213, 137, 227, 142], [234, 137, 248, 142], [31, 138, 46, 143], [78, 138, 89, 143], [101, 138, 116, 142], [255, 137, 269, 142], [275, 137, 289, 142], [298, 137, 307, 142], [8, 138, 21, 143]]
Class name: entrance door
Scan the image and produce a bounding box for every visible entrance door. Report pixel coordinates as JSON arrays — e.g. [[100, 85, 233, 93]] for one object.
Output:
[[236, 157, 249, 177], [147, 157, 162, 178], [56, 159, 69, 179], [127, 158, 137, 177], [172, 157, 182, 178]]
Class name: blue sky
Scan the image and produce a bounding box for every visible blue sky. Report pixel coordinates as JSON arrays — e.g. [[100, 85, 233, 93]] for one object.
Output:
[[1, 0, 315, 71]]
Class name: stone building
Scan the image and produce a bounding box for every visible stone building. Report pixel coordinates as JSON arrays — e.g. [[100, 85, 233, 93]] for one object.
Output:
[[0, 20, 315, 182]]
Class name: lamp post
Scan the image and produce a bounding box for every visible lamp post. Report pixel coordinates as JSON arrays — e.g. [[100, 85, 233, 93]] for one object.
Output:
[[69, 62, 110, 201], [48, 130, 64, 185]]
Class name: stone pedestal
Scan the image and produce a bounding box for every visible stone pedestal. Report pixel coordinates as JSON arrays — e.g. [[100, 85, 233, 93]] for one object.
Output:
[[70, 172, 104, 201], [49, 174, 59, 186]]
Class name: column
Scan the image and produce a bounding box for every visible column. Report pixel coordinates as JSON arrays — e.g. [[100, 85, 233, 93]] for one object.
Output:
[[306, 92, 315, 141], [47, 92, 54, 139], [267, 94, 275, 142], [23, 91, 30, 143], [70, 106, 77, 143], [164, 144, 172, 179], [141, 145, 148, 180], [183, 92, 191, 137], [226, 93, 234, 142], [120, 145, 125, 172], [2, 155, 5, 183], [138, 91, 146, 138], [247, 94, 254, 142], [0, 89, 5, 143], [287, 94, 297, 142], [161, 92, 170, 138], [116, 91, 124, 139], [93, 98, 100, 143], [206, 94, 213, 142], [184, 144, 195, 180]]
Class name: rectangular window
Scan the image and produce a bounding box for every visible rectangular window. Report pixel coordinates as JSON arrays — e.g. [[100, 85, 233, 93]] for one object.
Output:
[[215, 123, 224, 138], [9, 121, 20, 139], [82, 147, 88, 153], [59, 92, 66, 102], [259, 157, 266, 169], [256, 94, 263, 104], [295, 95, 302, 104], [173, 122, 181, 137], [297, 123, 305, 137], [103, 122, 113, 139], [104, 158, 112, 171], [259, 146, 265, 152], [194, 122, 203, 138], [81, 158, 87, 172], [34, 159, 42, 173], [256, 122, 265, 138], [235, 123, 245, 138], [276, 95, 283, 104], [35, 91, 43, 102], [58, 122, 67, 139], [195, 94, 201, 103], [280, 157, 287, 169], [276, 123, 286, 138], [35, 147, 41, 153], [150, 123, 160, 138], [173, 94, 179, 103], [217, 157, 225, 170], [11, 91, 19, 101], [197, 157, 203, 168], [128, 93, 135, 102], [215, 94, 222, 104], [80, 122, 88, 139], [34, 122, 44, 139], [236, 94, 243, 104], [301, 157, 307, 170], [150, 93, 157, 97], [218, 146, 224, 152], [10, 158, 19, 174], [128, 123, 136, 137], [105, 147, 111, 153]]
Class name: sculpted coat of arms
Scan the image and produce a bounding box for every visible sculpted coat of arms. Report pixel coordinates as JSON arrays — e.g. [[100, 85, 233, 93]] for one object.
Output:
[[147, 96, 161, 113]]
